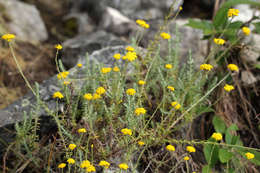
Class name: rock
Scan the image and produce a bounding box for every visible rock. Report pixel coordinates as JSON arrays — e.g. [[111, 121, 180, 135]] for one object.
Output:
[[62, 31, 126, 68], [241, 71, 257, 85], [0, 0, 48, 42]]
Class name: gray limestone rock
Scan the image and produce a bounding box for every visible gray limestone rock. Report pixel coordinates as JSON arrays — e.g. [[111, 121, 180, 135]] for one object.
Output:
[[0, 0, 48, 42]]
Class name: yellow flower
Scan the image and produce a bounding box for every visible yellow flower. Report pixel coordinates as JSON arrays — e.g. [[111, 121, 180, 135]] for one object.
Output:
[[93, 93, 102, 99], [242, 27, 250, 36], [118, 163, 129, 170], [99, 160, 110, 169], [126, 46, 135, 52], [211, 132, 222, 141], [160, 32, 171, 40], [138, 80, 146, 85], [126, 88, 136, 95], [228, 8, 239, 18], [166, 145, 175, 151], [200, 64, 213, 71], [55, 44, 63, 50], [101, 67, 112, 74], [121, 128, 132, 136], [136, 19, 149, 29], [113, 53, 121, 60], [113, 66, 120, 72], [57, 71, 69, 79], [165, 64, 172, 69], [245, 152, 254, 160], [179, 6, 183, 11], [78, 128, 87, 133], [135, 107, 146, 116], [224, 84, 235, 92], [214, 38, 226, 45], [138, 141, 145, 146], [63, 81, 71, 85], [227, 64, 239, 72], [53, 91, 64, 99], [122, 55, 127, 60], [184, 156, 190, 161], [167, 86, 175, 91], [67, 158, 75, 164], [1, 34, 15, 42], [58, 163, 66, 168], [68, 144, 77, 150], [80, 160, 91, 168], [171, 101, 181, 110], [86, 165, 96, 172], [96, 87, 106, 95], [84, 93, 93, 100], [126, 51, 137, 62], [77, 63, 83, 68], [186, 146, 196, 153]]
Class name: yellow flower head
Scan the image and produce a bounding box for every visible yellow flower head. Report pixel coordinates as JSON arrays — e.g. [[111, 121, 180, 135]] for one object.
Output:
[[77, 63, 83, 68], [55, 44, 63, 50], [53, 91, 64, 99], [171, 101, 181, 110], [58, 163, 66, 168], [93, 93, 102, 99], [126, 88, 136, 95], [186, 146, 196, 153], [57, 71, 69, 79], [166, 144, 175, 151], [126, 46, 135, 52], [99, 160, 110, 169], [96, 87, 106, 95], [135, 107, 146, 116], [121, 128, 132, 136], [1, 34, 16, 42], [214, 38, 226, 45], [160, 32, 171, 40], [101, 67, 112, 74], [179, 6, 183, 11], [245, 152, 254, 160], [138, 80, 146, 85], [165, 64, 172, 69], [122, 55, 127, 60], [136, 19, 149, 29], [211, 132, 222, 141], [242, 27, 250, 36], [113, 66, 120, 72], [86, 165, 96, 172], [63, 81, 71, 85], [200, 64, 213, 71], [80, 160, 91, 168], [118, 163, 129, 170], [167, 86, 175, 91], [113, 53, 121, 60], [126, 51, 137, 62], [78, 128, 87, 133], [184, 156, 190, 161], [228, 8, 239, 18], [68, 144, 77, 150], [224, 84, 235, 92], [84, 93, 93, 100], [138, 141, 145, 146], [67, 158, 75, 164], [227, 64, 239, 72]]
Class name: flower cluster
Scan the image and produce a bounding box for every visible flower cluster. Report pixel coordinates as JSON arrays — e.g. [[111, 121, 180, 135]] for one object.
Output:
[[113, 66, 120, 72], [78, 128, 87, 133], [224, 84, 234, 92], [242, 27, 250, 36], [245, 152, 254, 160], [126, 46, 135, 52], [227, 64, 239, 72], [166, 144, 175, 151], [118, 163, 129, 170], [138, 80, 146, 85], [1, 34, 16, 42], [136, 19, 149, 29], [69, 144, 77, 150], [165, 64, 173, 69], [113, 53, 121, 60], [135, 107, 146, 116], [53, 91, 64, 99], [138, 141, 145, 146], [167, 86, 175, 91], [126, 88, 136, 95], [121, 128, 132, 136], [200, 64, 213, 71], [186, 146, 196, 153], [99, 160, 110, 169], [57, 71, 69, 79], [101, 67, 112, 74], [160, 32, 171, 40], [228, 8, 239, 18], [211, 132, 222, 141], [171, 101, 181, 110], [125, 51, 137, 62], [214, 38, 226, 45]]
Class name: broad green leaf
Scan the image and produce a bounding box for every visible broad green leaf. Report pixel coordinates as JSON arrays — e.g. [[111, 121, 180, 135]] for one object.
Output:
[[213, 116, 226, 134], [228, 21, 243, 29], [237, 150, 260, 166], [255, 64, 260, 69], [219, 148, 233, 163], [196, 106, 215, 115], [202, 165, 211, 173], [186, 19, 213, 34], [253, 22, 260, 34], [203, 142, 219, 166], [225, 124, 239, 144]]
